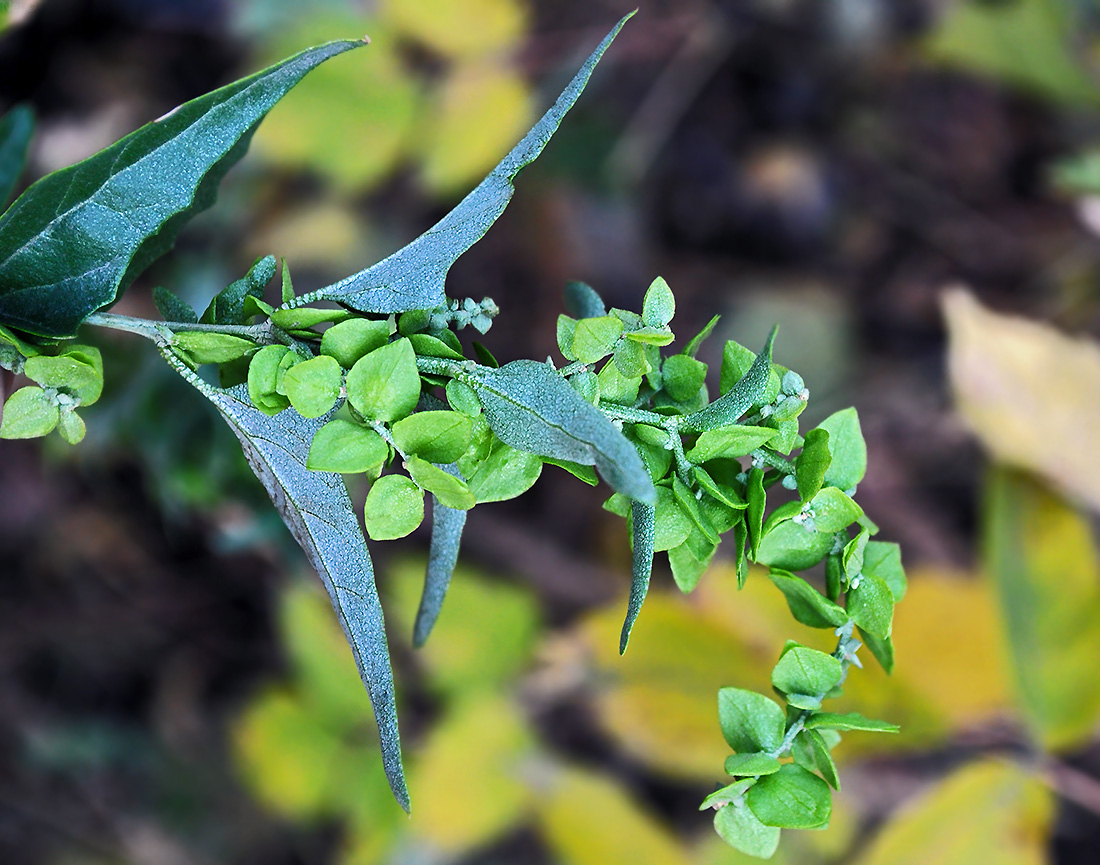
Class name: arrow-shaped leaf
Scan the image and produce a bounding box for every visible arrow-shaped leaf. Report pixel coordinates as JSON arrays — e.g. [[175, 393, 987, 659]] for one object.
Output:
[[0, 104, 34, 211], [0, 40, 363, 338], [163, 359, 409, 811], [465, 359, 656, 504], [301, 14, 633, 315]]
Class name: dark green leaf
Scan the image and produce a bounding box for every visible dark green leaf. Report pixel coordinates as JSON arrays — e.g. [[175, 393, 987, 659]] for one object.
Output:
[[680, 328, 776, 433], [465, 359, 655, 503], [309, 17, 631, 315], [204, 255, 276, 325], [859, 627, 895, 674], [803, 712, 899, 733], [346, 338, 421, 422], [747, 764, 832, 829], [795, 428, 831, 501], [756, 520, 833, 571], [682, 314, 720, 359], [661, 353, 706, 403], [848, 572, 894, 639], [365, 474, 425, 540], [801, 729, 840, 790], [817, 407, 866, 491], [569, 368, 600, 405], [0, 386, 58, 438], [306, 419, 388, 474], [768, 570, 848, 629], [166, 373, 409, 809], [718, 687, 786, 754], [0, 104, 34, 210], [564, 281, 607, 319], [808, 486, 863, 532], [724, 753, 783, 776], [714, 802, 781, 859], [413, 485, 467, 648], [746, 468, 766, 559], [153, 285, 198, 323], [620, 500, 655, 654], [771, 646, 842, 700], [0, 43, 360, 338], [863, 540, 907, 601]]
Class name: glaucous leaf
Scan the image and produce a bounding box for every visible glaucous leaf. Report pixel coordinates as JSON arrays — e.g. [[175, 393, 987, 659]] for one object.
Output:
[[564, 281, 607, 319], [0, 42, 362, 338], [307, 15, 631, 314], [680, 328, 777, 433], [620, 501, 656, 655], [465, 359, 655, 503], [413, 492, 467, 647], [166, 371, 408, 809]]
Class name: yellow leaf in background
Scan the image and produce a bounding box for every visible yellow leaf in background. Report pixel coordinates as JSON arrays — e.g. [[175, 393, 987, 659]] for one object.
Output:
[[232, 687, 347, 819], [380, 0, 528, 61], [250, 203, 373, 272], [280, 580, 373, 734], [537, 766, 690, 865], [253, 16, 423, 193], [944, 288, 1100, 513], [417, 63, 533, 195], [384, 560, 540, 696], [983, 468, 1100, 751], [888, 569, 1013, 727], [408, 695, 535, 852], [923, 0, 1098, 108], [854, 760, 1053, 865]]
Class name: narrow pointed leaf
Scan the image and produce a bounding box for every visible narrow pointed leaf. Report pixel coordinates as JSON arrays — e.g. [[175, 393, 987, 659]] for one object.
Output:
[[307, 15, 632, 315], [620, 500, 656, 654], [680, 328, 777, 433], [0, 41, 362, 337], [0, 104, 34, 209], [413, 485, 468, 648], [465, 359, 655, 503], [163, 360, 409, 811]]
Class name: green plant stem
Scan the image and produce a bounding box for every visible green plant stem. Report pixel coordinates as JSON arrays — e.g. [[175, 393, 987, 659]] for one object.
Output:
[[85, 311, 284, 346], [599, 401, 668, 427]]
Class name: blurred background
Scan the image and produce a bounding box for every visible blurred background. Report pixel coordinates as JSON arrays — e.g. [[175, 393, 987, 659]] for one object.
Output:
[[3, 0, 1100, 862]]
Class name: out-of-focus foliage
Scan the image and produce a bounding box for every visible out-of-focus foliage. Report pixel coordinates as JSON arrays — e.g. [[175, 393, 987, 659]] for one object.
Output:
[[854, 760, 1053, 865], [242, 0, 534, 195], [983, 468, 1100, 752], [944, 289, 1100, 513], [924, 0, 1100, 108]]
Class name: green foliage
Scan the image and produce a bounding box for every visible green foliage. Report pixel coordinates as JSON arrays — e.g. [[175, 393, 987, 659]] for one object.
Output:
[[0, 104, 34, 208], [0, 12, 903, 859]]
